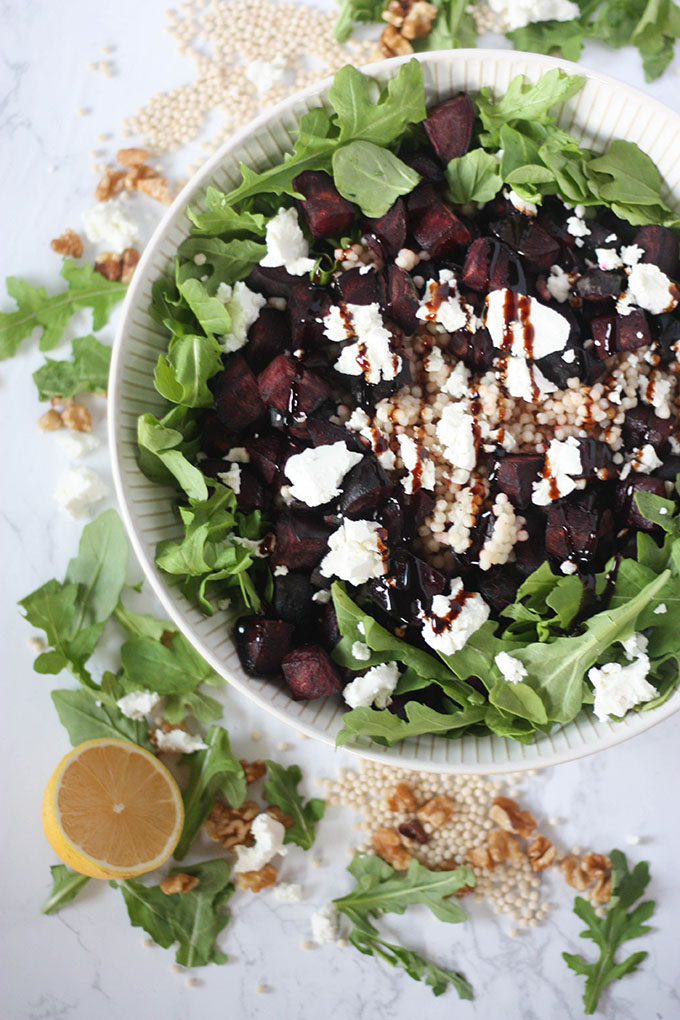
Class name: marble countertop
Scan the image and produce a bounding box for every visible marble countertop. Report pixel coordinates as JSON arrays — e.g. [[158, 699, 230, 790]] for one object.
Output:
[[2, 2, 680, 1017]]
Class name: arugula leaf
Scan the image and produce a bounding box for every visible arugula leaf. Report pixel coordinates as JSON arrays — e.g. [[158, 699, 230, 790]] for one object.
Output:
[[333, 0, 384, 41], [263, 761, 325, 849], [328, 61, 427, 147], [174, 726, 246, 860], [33, 335, 111, 401], [154, 333, 223, 407], [137, 413, 208, 501], [113, 603, 169, 640], [66, 509, 129, 626], [332, 141, 420, 217], [588, 0, 680, 81], [164, 688, 224, 725], [563, 849, 655, 1014], [41, 865, 91, 915], [120, 630, 221, 695], [337, 700, 486, 747], [176, 237, 266, 290], [115, 860, 234, 967], [0, 258, 126, 360], [52, 688, 153, 748], [187, 191, 267, 236], [507, 18, 585, 62], [413, 0, 477, 49], [477, 69, 585, 140], [445, 149, 503, 205], [177, 279, 232, 336]]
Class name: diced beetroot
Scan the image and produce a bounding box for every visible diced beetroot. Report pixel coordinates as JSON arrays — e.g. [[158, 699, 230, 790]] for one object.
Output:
[[573, 439, 617, 480], [246, 264, 296, 299], [616, 307, 652, 351], [591, 313, 617, 359], [244, 307, 290, 373], [655, 455, 680, 481], [364, 198, 407, 261], [474, 566, 522, 612], [200, 460, 267, 509], [495, 454, 543, 509], [337, 457, 391, 516], [656, 312, 680, 365], [235, 617, 294, 677], [350, 353, 411, 406], [336, 266, 386, 306], [273, 572, 314, 623], [537, 208, 577, 250], [293, 170, 355, 239], [368, 548, 448, 624], [462, 237, 526, 292], [407, 185, 472, 256], [616, 474, 667, 531], [289, 281, 333, 348], [634, 224, 679, 278], [545, 497, 613, 568], [576, 269, 624, 302], [247, 432, 290, 485], [516, 223, 561, 272], [257, 354, 330, 418], [213, 355, 265, 431], [306, 417, 365, 452], [385, 265, 419, 333], [379, 488, 435, 545], [200, 410, 236, 457], [448, 327, 495, 373], [400, 149, 446, 184], [281, 644, 343, 700], [622, 406, 673, 453], [274, 510, 331, 568], [537, 347, 593, 389], [318, 599, 341, 650], [423, 94, 474, 165]]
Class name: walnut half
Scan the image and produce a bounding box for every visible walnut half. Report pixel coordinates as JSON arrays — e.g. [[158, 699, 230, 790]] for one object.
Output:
[[160, 873, 199, 895], [236, 863, 278, 892], [489, 797, 537, 838]]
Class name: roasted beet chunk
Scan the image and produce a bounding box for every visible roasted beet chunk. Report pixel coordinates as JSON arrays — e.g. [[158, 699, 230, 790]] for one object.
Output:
[[273, 573, 314, 624], [615, 308, 652, 351], [573, 439, 617, 480], [634, 224, 679, 278], [448, 326, 495, 373], [494, 455, 543, 509], [281, 644, 343, 700], [244, 307, 290, 373], [423, 93, 474, 165], [516, 223, 561, 272], [368, 548, 448, 624], [616, 474, 667, 531], [288, 281, 333, 348], [364, 198, 407, 261], [336, 266, 386, 306], [337, 456, 391, 517], [257, 353, 330, 418], [474, 566, 523, 612], [293, 170, 355, 239], [576, 269, 625, 302], [246, 264, 296, 299], [400, 149, 446, 184], [545, 496, 614, 569], [247, 432, 291, 485], [622, 405, 673, 453], [461, 238, 525, 293], [306, 417, 365, 452], [385, 265, 420, 333], [213, 355, 265, 431], [590, 313, 617, 359], [200, 410, 236, 457], [407, 185, 472, 256], [275, 510, 331, 568], [235, 617, 294, 677], [318, 598, 341, 650]]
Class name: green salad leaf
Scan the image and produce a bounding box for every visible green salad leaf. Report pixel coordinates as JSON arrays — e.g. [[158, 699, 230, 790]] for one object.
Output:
[[563, 850, 655, 1014], [445, 150, 503, 205], [332, 141, 421, 217], [333, 0, 385, 40], [506, 18, 586, 62], [33, 334, 111, 401], [51, 687, 153, 748], [414, 0, 477, 49], [154, 333, 223, 408], [120, 630, 221, 695], [137, 413, 208, 501], [263, 761, 325, 850], [187, 190, 267, 236], [41, 865, 91, 915]]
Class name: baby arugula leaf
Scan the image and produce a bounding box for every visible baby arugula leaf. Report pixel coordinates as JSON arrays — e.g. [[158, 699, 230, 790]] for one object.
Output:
[[413, 0, 477, 50], [137, 413, 208, 501], [187, 191, 267, 236], [0, 259, 126, 360], [51, 688, 153, 748], [120, 629, 221, 695], [477, 69, 585, 142], [176, 237, 266, 291], [563, 850, 655, 1014], [445, 149, 503, 205], [337, 700, 486, 747], [506, 17, 586, 62], [114, 860, 234, 967], [174, 726, 246, 860], [41, 865, 91, 915], [154, 333, 224, 408], [328, 60, 427, 147], [33, 335, 111, 401], [332, 141, 420, 217], [262, 761, 325, 850], [333, 0, 385, 41]]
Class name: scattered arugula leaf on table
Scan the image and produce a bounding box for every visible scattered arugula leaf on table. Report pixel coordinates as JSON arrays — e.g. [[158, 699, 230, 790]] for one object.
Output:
[[563, 849, 655, 1014], [51, 687, 153, 749], [33, 334, 111, 401], [263, 761, 325, 850], [333, 0, 385, 41], [41, 865, 91, 915]]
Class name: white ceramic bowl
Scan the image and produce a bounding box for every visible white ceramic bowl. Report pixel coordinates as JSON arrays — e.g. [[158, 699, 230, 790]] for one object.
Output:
[[110, 49, 680, 773]]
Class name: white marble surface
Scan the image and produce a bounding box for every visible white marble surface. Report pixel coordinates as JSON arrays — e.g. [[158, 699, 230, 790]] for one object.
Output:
[[1, 2, 680, 1017]]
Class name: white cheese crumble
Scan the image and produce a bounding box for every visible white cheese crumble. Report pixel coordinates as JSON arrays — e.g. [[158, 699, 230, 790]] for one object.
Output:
[[273, 565, 289, 576], [320, 519, 388, 586], [487, 0, 579, 30], [420, 579, 490, 656], [234, 813, 288, 874], [216, 280, 267, 352], [620, 443, 663, 479], [225, 447, 250, 463], [562, 348, 576, 364], [494, 651, 528, 684], [284, 442, 363, 507], [154, 729, 208, 754], [424, 345, 446, 374], [561, 560, 578, 575], [566, 214, 591, 239], [486, 289, 570, 359], [532, 436, 583, 506], [273, 882, 302, 903], [416, 269, 475, 333], [54, 467, 108, 519], [55, 431, 100, 459], [443, 360, 470, 399], [217, 463, 241, 494], [623, 263, 678, 315], [312, 589, 332, 604], [595, 248, 623, 271], [588, 635, 656, 722], [654, 603, 668, 614], [397, 434, 435, 493], [546, 264, 571, 304], [244, 53, 286, 93], [621, 244, 644, 267], [327, 303, 402, 385], [260, 206, 315, 276], [116, 690, 161, 720], [351, 641, 372, 661], [310, 903, 340, 945], [436, 403, 477, 478], [504, 356, 557, 403], [506, 189, 537, 216], [343, 661, 400, 709], [82, 196, 139, 250], [346, 407, 370, 431]]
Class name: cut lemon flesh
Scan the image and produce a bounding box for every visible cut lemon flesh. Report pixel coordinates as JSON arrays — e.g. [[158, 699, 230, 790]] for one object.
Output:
[[42, 738, 184, 879]]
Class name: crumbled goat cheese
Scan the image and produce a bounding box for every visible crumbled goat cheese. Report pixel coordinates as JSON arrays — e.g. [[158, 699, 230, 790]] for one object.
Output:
[[312, 589, 331, 604], [273, 565, 289, 576], [487, 0, 579, 30], [55, 431, 101, 459], [346, 407, 370, 431], [588, 640, 656, 722], [351, 641, 372, 661], [244, 53, 286, 93], [506, 189, 537, 216], [234, 813, 288, 874], [621, 632, 648, 660], [620, 443, 663, 479], [561, 560, 578, 575], [504, 356, 557, 402], [436, 403, 477, 477], [654, 603, 668, 614], [343, 661, 401, 709], [231, 536, 266, 555], [273, 882, 302, 903], [566, 214, 591, 239], [420, 579, 490, 656], [320, 519, 388, 586], [416, 269, 474, 333], [397, 434, 436, 493], [225, 446, 250, 463], [562, 348, 576, 364], [378, 448, 397, 471], [424, 345, 446, 374], [443, 360, 470, 399], [82, 196, 139, 250], [154, 729, 208, 753], [116, 690, 161, 720], [486, 289, 570, 359], [310, 903, 340, 945], [532, 436, 583, 506], [285, 442, 363, 507], [217, 463, 241, 494], [54, 467, 108, 519], [494, 651, 528, 684], [621, 244, 644, 267], [621, 263, 678, 315], [260, 206, 315, 276], [595, 248, 623, 271], [329, 303, 402, 385], [546, 264, 571, 303], [216, 280, 267, 352]]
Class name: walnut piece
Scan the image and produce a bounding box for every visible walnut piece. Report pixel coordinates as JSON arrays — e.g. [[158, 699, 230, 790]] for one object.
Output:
[[94, 252, 123, 281], [401, 0, 438, 39], [560, 854, 590, 891], [236, 863, 278, 892], [378, 23, 414, 57], [61, 400, 92, 433], [137, 174, 173, 204], [487, 828, 524, 864], [488, 797, 536, 838], [120, 247, 140, 284], [580, 852, 611, 881], [465, 844, 494, 870], [382, 0, 408, 26], [416, 794, 455, 829], [397, 818, 428, 844], [527, 835, 556, 872], [240, 759, 267, 784], [117, 146, 150, 167], [561, 851, 611, 902], [372, 826, 412, 870], [386, 782, 417, 813], [38, 409, 63, 431], [160, 873, 199, 895], [265, 804, 294, 828], [591, 874, 612, 904], [95, 168, 126, 202], [203, 799, 260, 850], [50, 229, 83, 258]]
